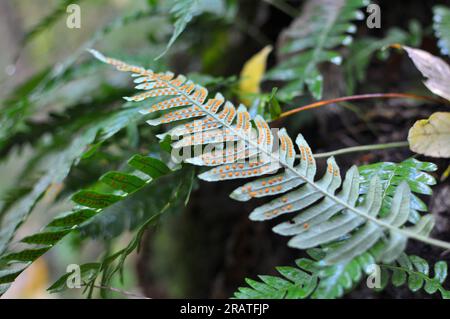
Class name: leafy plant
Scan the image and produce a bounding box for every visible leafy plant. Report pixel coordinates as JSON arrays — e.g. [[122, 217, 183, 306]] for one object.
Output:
[[234, 251, 450, 299], [157, 0, 226, 59], [86, 50, 449, 266], [0, 152, 175, 293], [1, 0, 450, 300], [266, 0, 368, 100]]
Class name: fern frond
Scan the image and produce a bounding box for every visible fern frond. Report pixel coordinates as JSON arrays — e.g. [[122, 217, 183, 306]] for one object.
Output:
[[234, 246, 381, 299], [0, 106, 152, 255], [88, 49, 450, 269], [433, 5, 450, 57], [233, 260, 318, 299], [0, 154, 175, 295], [85, 51, 450, 272], [157, 0, 226, 59], [381, 253, 450, 298], [266, 0, 368, 100], [235, 251, 450, 299], [0, 8, 155, 154]]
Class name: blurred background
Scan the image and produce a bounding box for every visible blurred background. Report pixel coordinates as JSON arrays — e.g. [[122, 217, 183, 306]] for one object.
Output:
[[0, 0, 449, 299]]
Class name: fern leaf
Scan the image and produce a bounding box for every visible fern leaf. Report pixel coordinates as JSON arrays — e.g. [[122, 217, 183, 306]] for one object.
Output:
[[234, 247, 379, 299], [236, 251, 450, 299], [0, 154, 174, 295], [267, 0, 367, 100], [382, 253, 450, 298], [234, 261, 318, 299], [157, 0, 225, 59], [433, 5, 450, 57], [88, 50, 450, 267], [0, 106, 151, 255], [358, 158, 437, 223]]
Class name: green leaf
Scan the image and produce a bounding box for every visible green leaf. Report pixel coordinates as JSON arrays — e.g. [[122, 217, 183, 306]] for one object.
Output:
[[0, 267, 26, 285], [391, 268, 407, 287], [408, 273, 424, 292], [0, 247, 50, 263], [100, 172, 147, 193], [127, 154, 171, 178], [276, 266, 309, 283], [234, 259, 317, 299], [0, 149, 179, 295], [21, 230, 71, 245], [267, 0, 367, 100], [72, 191, 123, 209], [381, 254, 450, 298], [358, 159, 436, 223], [434, 261, 448, 284], [0, 106, 154, 254], [268, 88, 282, 120], [410, 255, 429, 275], [258, 275, 291, 290], [156, 0, 225, 59], [47, 210, 97, 228]]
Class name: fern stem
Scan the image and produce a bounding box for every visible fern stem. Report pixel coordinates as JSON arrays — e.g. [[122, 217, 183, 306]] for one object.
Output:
[[279, 93, 445, 119], [309, 141, 409, 159]]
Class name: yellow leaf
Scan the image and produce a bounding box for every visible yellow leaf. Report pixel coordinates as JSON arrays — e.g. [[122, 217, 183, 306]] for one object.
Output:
[[441, 164, 450, 182], [239, 45, 272, 105], [408, 112, 450, 158]]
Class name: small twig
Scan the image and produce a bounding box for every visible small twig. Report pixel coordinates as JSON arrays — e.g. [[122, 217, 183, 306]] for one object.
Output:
[[302, 141, 409, 159], [82, 283, 151, 299], [278, 93, 446, 119]]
